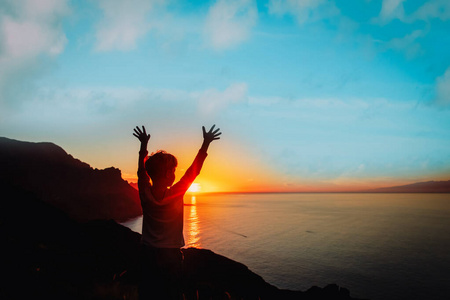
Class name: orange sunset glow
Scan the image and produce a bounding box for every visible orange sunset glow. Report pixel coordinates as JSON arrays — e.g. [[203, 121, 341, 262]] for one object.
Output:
[[2, 1, 450, 300], [123, 162, 448, 194], [184, 195, 200, 248]]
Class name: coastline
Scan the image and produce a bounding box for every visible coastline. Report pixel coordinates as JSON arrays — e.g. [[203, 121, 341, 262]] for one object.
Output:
[[1, 184, 362, 300]]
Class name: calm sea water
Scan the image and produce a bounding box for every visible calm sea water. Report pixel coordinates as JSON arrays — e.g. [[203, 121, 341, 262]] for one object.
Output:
[[122, 193, 450, 300]]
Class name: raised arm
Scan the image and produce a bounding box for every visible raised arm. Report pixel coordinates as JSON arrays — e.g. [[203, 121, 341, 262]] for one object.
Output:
[[173, 125, 222, 193], [201, 124, 222, 152], [133, 126, 151, 184]]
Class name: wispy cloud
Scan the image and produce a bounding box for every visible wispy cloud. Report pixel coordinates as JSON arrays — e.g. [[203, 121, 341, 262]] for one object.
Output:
[[4, 83, 249, 128], [384, 29, 426, 59], [373, 0, 450, 24], [409, 0, 450, 22], [197, 83, 248, 115], [267, 0, 339, 24], [374, 0, 406, 24], [94, 0, 163, 52], [0, 0, 69, 58], [435, 67, 450, 107], [204, 0, 257, 50], [0, 0, 70, 107]]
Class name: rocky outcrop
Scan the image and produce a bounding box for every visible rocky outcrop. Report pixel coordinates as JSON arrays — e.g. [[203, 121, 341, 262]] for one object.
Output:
[[0, 137, 141, 221], [1, 183, 362, 300], [0, 137, 363, 299]]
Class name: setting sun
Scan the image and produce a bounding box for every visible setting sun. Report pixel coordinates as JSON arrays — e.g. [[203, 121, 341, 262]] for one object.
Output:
[[187, 183, 201, 193]]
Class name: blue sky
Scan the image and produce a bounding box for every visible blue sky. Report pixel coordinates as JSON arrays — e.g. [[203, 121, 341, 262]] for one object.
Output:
[[1, 0, 450, 192]]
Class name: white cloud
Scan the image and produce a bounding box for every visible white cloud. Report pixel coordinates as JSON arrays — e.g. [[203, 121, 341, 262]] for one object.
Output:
[[376, 0, 406, 23], [2, 18, 66, 58], [0, 0, 69, 58], [0, 0, 69, 107], [370, 1, 450, 60], [204, 0, 257, 50], [409, 0, 450, 22], [268, 0, 338, 24], [384, 29, 425, 59], [197, 83, 248, 114], [375, 0, 450, 23], [3, 84, 249, 127], [435, 67, 450, 106], [94, 0, 163, 52]]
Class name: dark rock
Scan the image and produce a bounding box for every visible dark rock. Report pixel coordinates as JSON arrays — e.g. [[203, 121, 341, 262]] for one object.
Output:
[[182, 247, 282, 299], [0, 137, 141, 221], [0, 137, 364, 299], [0, 182, 363, 300], [303, 284, 357, 300]]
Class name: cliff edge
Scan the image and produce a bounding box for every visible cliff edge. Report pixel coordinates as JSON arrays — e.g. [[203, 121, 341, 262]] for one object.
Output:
[[1, 183, 362, 300], [0, 137, 362, 299], [0, 137, 141, 221]]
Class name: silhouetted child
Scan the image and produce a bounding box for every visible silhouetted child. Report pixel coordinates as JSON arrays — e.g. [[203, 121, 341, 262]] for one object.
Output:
[[133, 124, 221, 300]]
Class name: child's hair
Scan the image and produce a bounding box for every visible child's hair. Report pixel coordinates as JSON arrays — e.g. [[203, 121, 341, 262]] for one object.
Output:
[[145, 150, 178, 181]]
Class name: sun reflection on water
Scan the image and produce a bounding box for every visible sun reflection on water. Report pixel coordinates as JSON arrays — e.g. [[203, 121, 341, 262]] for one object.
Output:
[[185, 196, 201, 248]]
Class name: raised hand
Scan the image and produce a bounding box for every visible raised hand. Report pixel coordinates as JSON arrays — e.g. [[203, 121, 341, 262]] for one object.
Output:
[[133, 126, 150, 144], [202, 124, 222, 144]]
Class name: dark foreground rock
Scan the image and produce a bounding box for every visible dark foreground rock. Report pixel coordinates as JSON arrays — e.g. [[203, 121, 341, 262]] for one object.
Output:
[[0, 184, 363, 300]]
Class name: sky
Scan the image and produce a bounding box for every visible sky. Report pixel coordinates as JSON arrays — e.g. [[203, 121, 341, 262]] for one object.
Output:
[[1, 0, 450, 193]]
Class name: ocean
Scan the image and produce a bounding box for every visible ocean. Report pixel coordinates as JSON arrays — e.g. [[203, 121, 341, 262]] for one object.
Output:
[[121, 193, 450, 300]]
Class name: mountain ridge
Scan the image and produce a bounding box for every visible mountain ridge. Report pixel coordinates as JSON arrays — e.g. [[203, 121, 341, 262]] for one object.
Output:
[[0, 137, 141, 221], [360, 180, 450, 193]]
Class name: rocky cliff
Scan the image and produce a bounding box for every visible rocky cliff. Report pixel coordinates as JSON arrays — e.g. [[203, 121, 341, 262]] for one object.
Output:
[[0, 137, 362, 299], [0, 183, 361, 300], [0, 137, 141, 221]]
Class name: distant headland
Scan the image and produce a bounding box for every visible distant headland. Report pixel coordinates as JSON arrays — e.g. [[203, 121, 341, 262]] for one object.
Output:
[[358, 180, 450, 193]]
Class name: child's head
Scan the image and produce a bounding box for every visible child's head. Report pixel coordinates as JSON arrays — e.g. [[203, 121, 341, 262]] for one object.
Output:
[[145, 150, 178, 187]]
